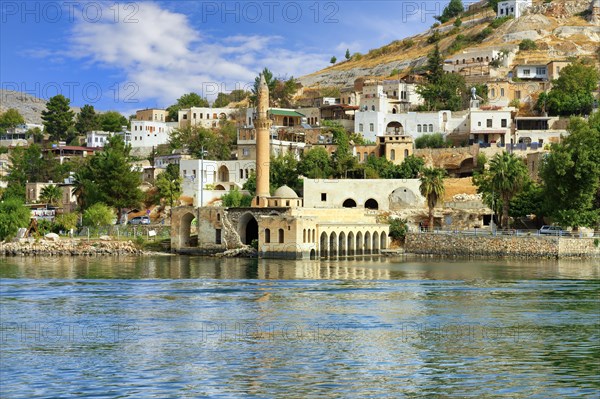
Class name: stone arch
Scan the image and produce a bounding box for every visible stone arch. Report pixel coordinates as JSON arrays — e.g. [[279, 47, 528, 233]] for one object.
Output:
[[348, 231, 355, 256], [310, 249, 316, 260], [365, 198, 379, 210], [386, 121, 404, 134], [364, 231, 371, 255], [356, 232, 363, 256], [320, 232, 328, 258], [339, 231, 346, 257], [278, 228, 284, 243], [214, 184, 226, 190], [180, 211, 196, 248], [238, 212, 258, 245], [373, 231, 380, 254], [330, 232, 338, 258], [218, 165, 229, 182], [380, 231, 387, 250], [343, 198, 357, 208]]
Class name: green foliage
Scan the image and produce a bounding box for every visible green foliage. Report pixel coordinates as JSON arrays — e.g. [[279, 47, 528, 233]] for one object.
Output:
[[435, 0, 463, 23], [98, 111, 127, 132], [330, 56, 337, 64], [325, 121, 358, 178], [242, 171, 256, 196], [166, 93, 209, 121], [169, 121, 236, 161], [250, 239, 259, 250], [82, 203, 115, 227], [427, 30, 441, 44], [539, 116, 600, 227], [418, 73, 468, 111], [299, 147, 334, 179], [362, 155, 424, 179], [420, 168, 446, 231], [213, 92, 232, 108], [221, 187, 252, 208], [473, 152, 529, 228], [270, 152, 303, 195], [519, 39, 537, 51], [454, 17, 462, 27], [351, 53, 363, 61], [320, 87, 341, 98], [0, 198, 31, 240], [488, 0, 500, 11], [510, 181, 544, 218], [0, 108, 25, 132], [536, 60, 599, 116], [41, 95, 75, 141], [490, 15, 512, 28], [75, 104, 100, 135], [155, 164, 182, 208], [426, 44, 444, 84], [415, 133, 449, 149], [388, 218, 408, 243], [474, 27, 493, 42], [475, 153, 487, 173], [509, 99, 521, 108], [403, 39, 415, 48], [389, 68, 401, 77], [345, 49, 351, 60], [40, 184, 62, 206], [73, 135, 143, 217], [251, 68, 298, 108], [53, 212, 79, 232], [213, 90, 251, 107]]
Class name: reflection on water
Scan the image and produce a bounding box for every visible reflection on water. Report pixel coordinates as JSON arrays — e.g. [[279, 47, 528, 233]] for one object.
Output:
[[1, 256, 599, 398]]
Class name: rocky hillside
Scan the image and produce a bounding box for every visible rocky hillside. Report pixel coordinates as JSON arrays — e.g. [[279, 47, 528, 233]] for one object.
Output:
[[299, 0, 599, 88], [0, 90, 81, 124]]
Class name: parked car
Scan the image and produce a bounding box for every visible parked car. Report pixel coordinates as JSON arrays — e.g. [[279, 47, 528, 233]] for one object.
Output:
[[539, 225, 568, 236], [128, 216, 151, 225]]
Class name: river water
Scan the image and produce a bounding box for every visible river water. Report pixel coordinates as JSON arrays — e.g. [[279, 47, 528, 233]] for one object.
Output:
[[1, 256, 599, 398]]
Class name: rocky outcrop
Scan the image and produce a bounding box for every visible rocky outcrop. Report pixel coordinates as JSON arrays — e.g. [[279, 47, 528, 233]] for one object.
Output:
[[0, 90, 81, 124], [0, 239, 143, 257]]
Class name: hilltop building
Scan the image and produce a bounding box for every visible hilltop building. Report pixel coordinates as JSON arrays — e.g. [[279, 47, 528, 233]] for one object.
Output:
[[496, 0, 532, 19]]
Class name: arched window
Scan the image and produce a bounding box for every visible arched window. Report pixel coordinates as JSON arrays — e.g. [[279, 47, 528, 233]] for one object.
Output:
[[365, 199, 379, 210], [404, 149, 409, 158], [417, 124, 421, 133], [343, 199, 357, 208], [265, 228, 271, 243], [429, 124, 434, 132], [501, 88, 505, 97], [371, 105, 375, 111], [278, 228, 284, 243], [390, 149, 395, 160], [491, 88, 496, 97], [303, 229, 306, 243]]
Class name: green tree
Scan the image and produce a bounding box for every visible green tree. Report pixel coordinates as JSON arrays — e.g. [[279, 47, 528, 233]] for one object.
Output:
[[41, 94, 75, 141], [537, 60, 599, 116], [454, 17, 462, 27], [242, 171, 256, 196], [0, 108, 25, 133], [270, 152, 302, 195], [326, 121, 357, 177], [98, 111, 127, 132], [53, 212, 79, 232], [169, 122, 235, 160], [40, 184, 62, 206], [518, 39, 537, 51], [419, 167, 446, 231], [397, 155, 425, 178], [415, 133, 449, 149], [74, 135, 143, 219], [75, 104, 100, 135], [251, 68, 297, 107], [330, 56, 337, 64], [155, 164, 182, 208], [388, 217, 408, 243], [3, 145, 59, 200], [0, 198, 31, 240], [418, 73, 468, 111], [166, 93, 209, 121], [221, 187, 252, 207], [426, 44, 444, 84], [299, 147, 334, 178], [474, 152, 529, 229], [539, 116, 600, 227], [213, 92, 232, 108], [345, 49, 351, 60], [438, 0, 463, 23], [82, 203, 115, 227]]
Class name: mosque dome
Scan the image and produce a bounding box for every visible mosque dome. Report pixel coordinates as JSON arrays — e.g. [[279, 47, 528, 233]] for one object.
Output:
[[273, 185, 298, 198]]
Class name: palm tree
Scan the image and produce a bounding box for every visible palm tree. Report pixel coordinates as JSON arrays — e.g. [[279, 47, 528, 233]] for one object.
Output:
[[40, 184, 62, 206], [487, 152, 529, 229], [419, 167, 446, 231]]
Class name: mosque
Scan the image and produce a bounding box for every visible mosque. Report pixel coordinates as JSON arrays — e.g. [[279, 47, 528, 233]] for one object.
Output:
[[171, 74, 409, 259]]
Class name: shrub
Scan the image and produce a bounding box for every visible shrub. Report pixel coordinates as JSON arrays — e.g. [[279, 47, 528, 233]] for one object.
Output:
[[415, 133, 450, 149], [389, 218, 408, 243], [54, 212, 79, 232], [0, 198, 31, 241], [427, 30, 441, 44], [489, 15, 512, 29], [82, 203, 115, 227], [454, 17, 462, 27], [403, 39, 415, 48], [221, 188, 253, 208], [519, 39, 537, 51]]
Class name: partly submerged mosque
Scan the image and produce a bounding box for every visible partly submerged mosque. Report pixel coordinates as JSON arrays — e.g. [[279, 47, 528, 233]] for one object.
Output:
[[171, 74, 409, 259]]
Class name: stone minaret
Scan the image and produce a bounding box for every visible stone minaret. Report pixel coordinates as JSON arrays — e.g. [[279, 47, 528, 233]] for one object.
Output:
[[252, 74, 272, 207]]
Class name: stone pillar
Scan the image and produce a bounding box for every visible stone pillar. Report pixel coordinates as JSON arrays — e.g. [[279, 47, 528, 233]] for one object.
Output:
[[252, 74, 272, 207]]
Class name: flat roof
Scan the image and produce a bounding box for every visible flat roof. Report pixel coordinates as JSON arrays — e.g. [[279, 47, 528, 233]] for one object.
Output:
[[515, 116, 553, 120], [269, 110, 305, 117]]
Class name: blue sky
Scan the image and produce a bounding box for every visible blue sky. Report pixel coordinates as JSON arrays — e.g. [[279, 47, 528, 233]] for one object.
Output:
[[1, 1, 449, 115]]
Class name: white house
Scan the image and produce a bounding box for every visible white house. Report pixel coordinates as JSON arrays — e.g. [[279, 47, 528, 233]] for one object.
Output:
[[86, 131, 111, 148], [180, 159, 256, 206], [130, 120, 177, 149], [469, 107, 514, 146], [178, 107, 239, 129], [514, 64, 549, 80], [497, 0, 532, 19]]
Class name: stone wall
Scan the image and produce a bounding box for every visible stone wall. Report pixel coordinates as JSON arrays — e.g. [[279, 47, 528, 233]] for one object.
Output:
[[405, 233, 600, 258]]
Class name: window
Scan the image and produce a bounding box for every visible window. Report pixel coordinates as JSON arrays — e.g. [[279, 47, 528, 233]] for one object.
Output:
[[390, 149, 395, 160], [369, 123, 374, 132], [359, 123, 363, 132], [429, 124, 434, 132], [501, 119, 507, 128], [536, 67, 546, 76], [278, 229, 284, 243], [242, 148, 249, 156], [487, 119, 493, 128], [417, 124, 421, 133], [501, 88, 505, 97], [357, 153, 361, 161], [265, 228, 270, 243], [371, 105, 375, 111], [321, 193, 327, 201], [364, 152, 368, 160], [515, 90, 521, 99], [216, 229, 222, 244], [193, 113, 196, 119], [478, 122, 482, 127], [183, 114, 188, 119], [522, 69, 530, 76], [491, 88, 495, 97]]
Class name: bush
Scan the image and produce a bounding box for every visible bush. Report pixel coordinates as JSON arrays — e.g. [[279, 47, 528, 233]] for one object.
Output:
[[221, 188, 253, 208], [82, 203, 115, 227], [427, 30, 441, 44], [489, 15, 512, 29], [403, 39, 415, 48], [454, 17, 462, 27], [54, 212, 79, 233], [0, 198, 31, 241], [415, 133, 450, 149], [389, 218, 408, 243], [519, 39, 537, 51]]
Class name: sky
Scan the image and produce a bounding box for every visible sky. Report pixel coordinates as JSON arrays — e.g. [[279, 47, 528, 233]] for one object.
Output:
[[0, 0, 452, 115]]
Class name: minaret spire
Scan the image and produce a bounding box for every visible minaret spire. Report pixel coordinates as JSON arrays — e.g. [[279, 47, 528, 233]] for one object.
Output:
[[252, 73, 272, 207]]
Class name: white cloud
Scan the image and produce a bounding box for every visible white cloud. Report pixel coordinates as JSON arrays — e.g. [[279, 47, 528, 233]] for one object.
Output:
[[64, 2, 328, 106]]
